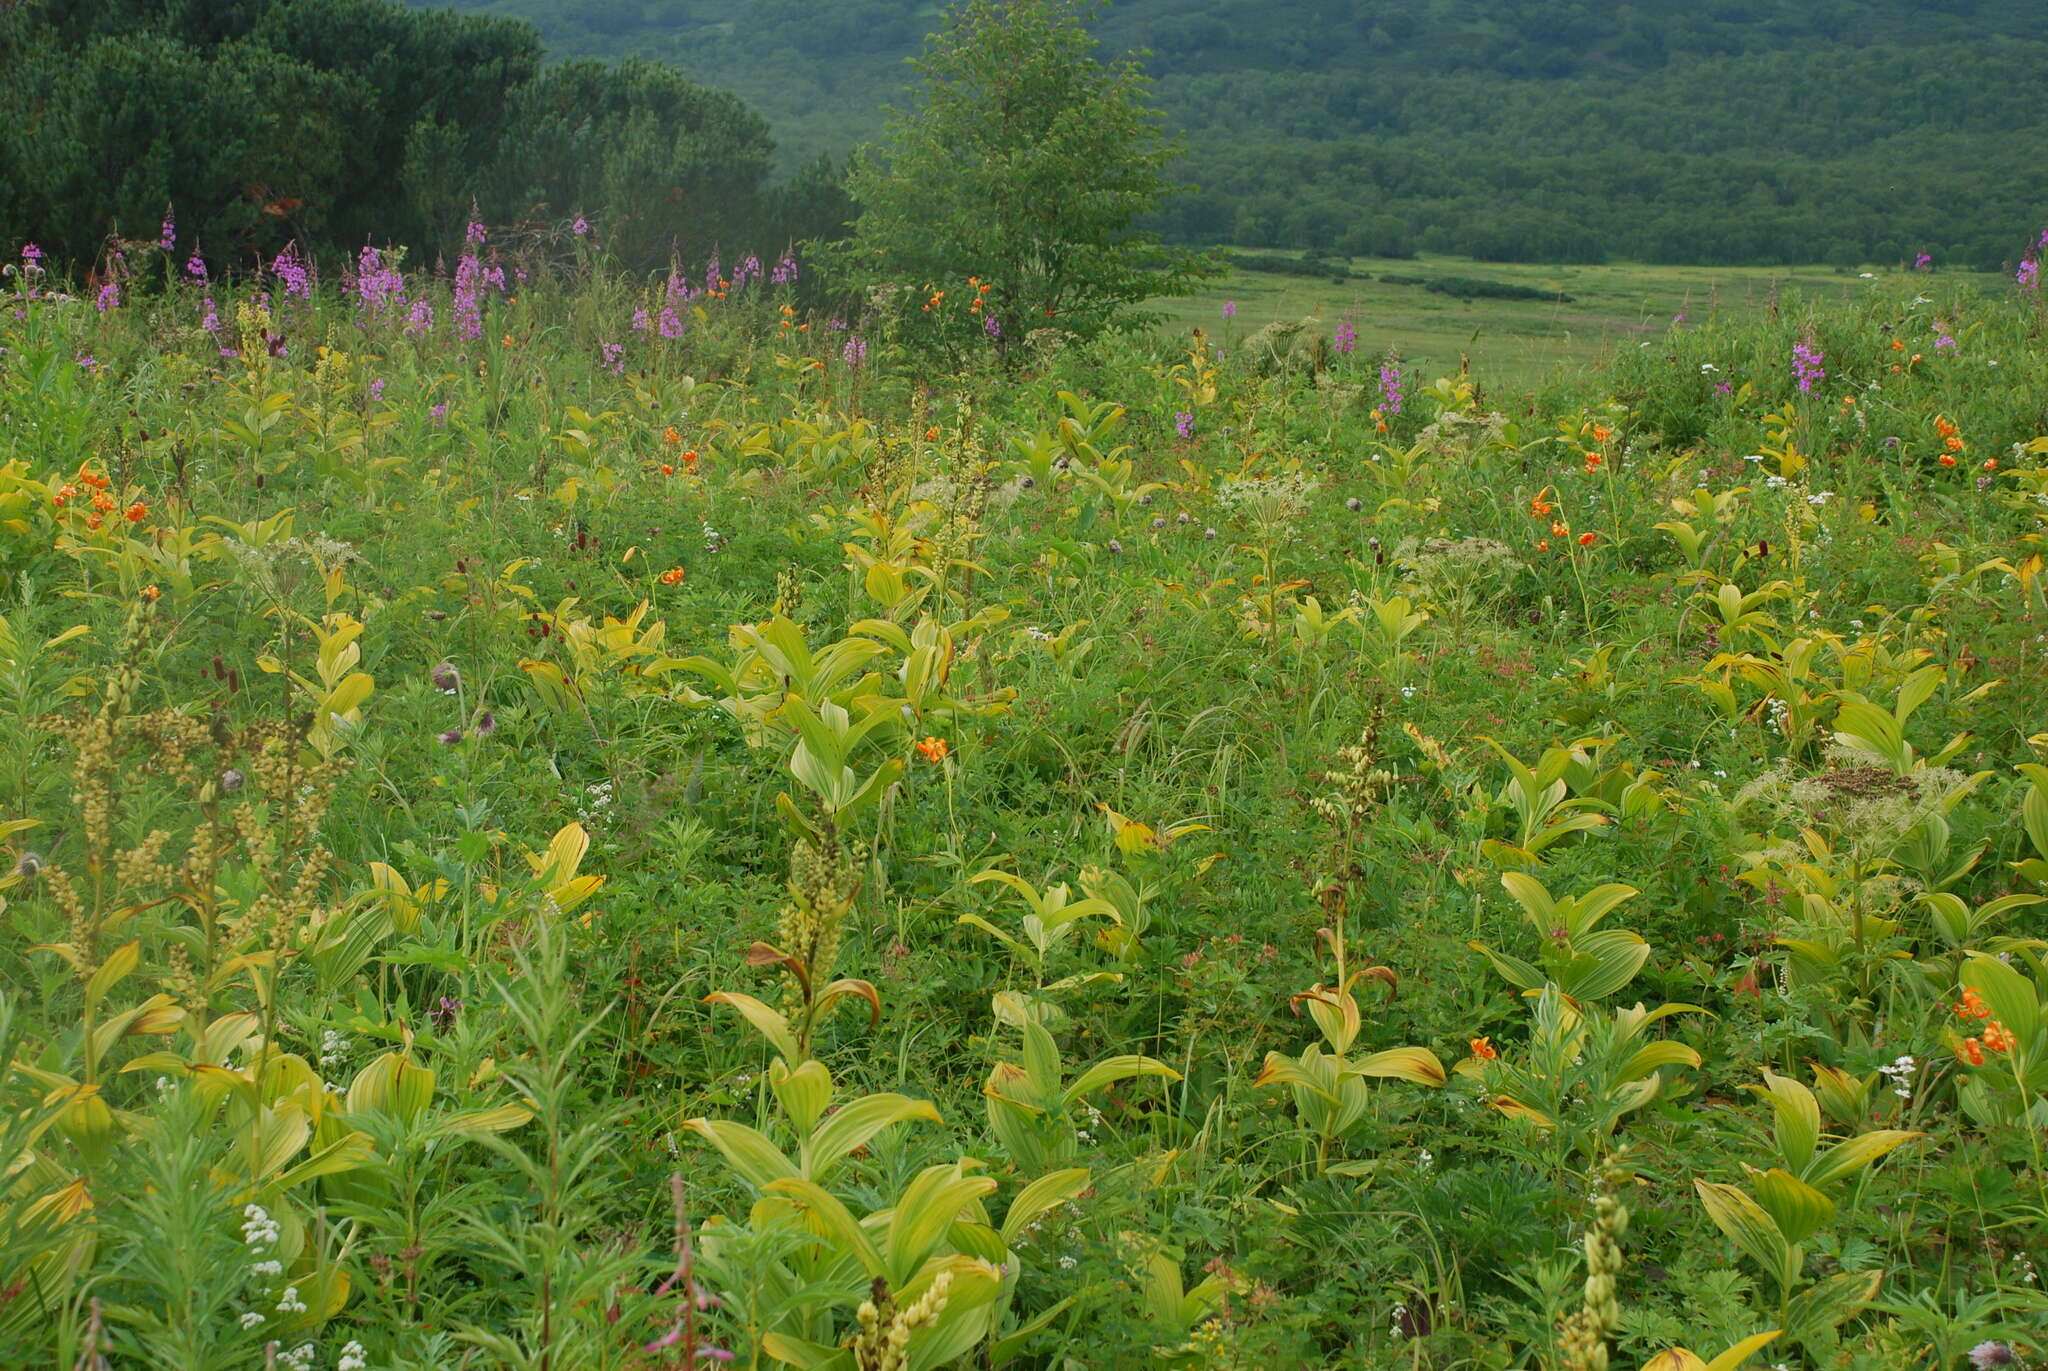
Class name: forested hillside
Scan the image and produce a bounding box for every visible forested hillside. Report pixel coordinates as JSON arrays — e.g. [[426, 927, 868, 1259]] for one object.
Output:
[[0, 0, 847, 273], [411, 0, 2048, 266]]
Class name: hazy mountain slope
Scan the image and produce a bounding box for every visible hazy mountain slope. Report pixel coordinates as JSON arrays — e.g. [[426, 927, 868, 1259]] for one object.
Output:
[[410, 0, 2048, 265]]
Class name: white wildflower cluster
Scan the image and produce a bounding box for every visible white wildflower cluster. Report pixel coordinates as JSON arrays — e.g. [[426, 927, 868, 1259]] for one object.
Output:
[[1075, 1103, 1104, 1145], [338, 1340, 370, 1371], [318, 1029, 351, 1070], [1215, 470, 1315, 535], [276, 1286, 308, 1314], [702, 519, 727, 553], [577, 779, 615, 827], [278, 1342, 316, 1370], [1878, 1054, 1916, 1101], [242, 1204, 280, 1249]]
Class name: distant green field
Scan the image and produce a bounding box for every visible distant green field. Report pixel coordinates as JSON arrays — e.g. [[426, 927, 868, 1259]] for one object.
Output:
[[1152, 251, 1992, 387]]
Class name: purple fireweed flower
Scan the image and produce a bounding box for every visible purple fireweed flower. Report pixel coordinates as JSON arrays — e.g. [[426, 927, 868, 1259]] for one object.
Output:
[[737, 254, 761, 288], [428, 996, 462, 1030], [1714, 380, 1733, 397], [160, 214, 176, 253], [452, 251, 483, 340], [272, 244, 311, 298], [369, 378, 385, 402], [21, 243, 41, 265], [74, 351, 101, 373], [464, 213, 486, 247], [571, 216, 589, 236], [704, 253, 722, 290], [481, 262, 506, 295], [984, 313, 1002, 339], [602, 341, 625, 374], [658, 307, 683, 339], [1379, 362, 1404, 414], [356, 246, 405, 311], [1792, 336, 1826, 392], [95, 282, 119, 311], [1334, 321, 1357, 354], [406, 299, 435, 334], [431, 403, 448, 426], [1175, 410, 1195, 439], [200, 296, 219, 331], [772, 254, 798, 285], [2018, 258, 2040, 290], [1915, 251, 1932, 271], [842, 333, 867, 368], [1933, 319, 1958, 352], [185, 250, 206, 280], [1221, 299, 1237, 318]]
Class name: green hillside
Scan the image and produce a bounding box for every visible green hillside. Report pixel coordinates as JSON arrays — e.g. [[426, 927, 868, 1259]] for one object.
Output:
[[410, 0, 2048, 267]]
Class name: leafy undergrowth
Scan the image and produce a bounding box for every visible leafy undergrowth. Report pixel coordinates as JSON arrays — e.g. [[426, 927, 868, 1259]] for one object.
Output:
[[3, 241, 2048, 1370]]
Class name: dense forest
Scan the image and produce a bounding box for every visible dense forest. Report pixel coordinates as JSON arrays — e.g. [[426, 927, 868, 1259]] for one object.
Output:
[[0, 0, 848, 274], [409, 0, 2048, 267]]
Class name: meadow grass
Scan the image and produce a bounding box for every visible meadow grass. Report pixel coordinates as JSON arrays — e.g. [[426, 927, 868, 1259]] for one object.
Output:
[[1153, 251, 1998, 385], [1, 242, 2045, 1369]]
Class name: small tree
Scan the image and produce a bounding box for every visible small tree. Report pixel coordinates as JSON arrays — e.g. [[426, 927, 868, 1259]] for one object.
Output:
[[834, 0, 1214, 355]]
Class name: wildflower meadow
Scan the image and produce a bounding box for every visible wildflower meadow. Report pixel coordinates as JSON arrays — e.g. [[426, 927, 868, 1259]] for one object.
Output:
[[7, 159, 2048, 1371]]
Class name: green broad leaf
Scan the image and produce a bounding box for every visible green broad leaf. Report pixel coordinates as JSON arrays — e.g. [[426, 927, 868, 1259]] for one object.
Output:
[[1749, 1167, 1834, 1244], [1695, 1179, 1789, 1278], [704, 990, 803, 1063], [759, 1332, 855, 1369], [1960, 952, 2040, 1042], [1350, 1046, 1448, 1086], [1000, 1167, 1090, 1245], [1752, 1071, 1822, 1174], [803, 1093, 942, 1182], [1642, 1330, 1783, 1371], [1500, 870, 1556, 924], [1019, 1019, 1064, 1101], [424, 1105, 533, 1138], [1252, 1051, 1340, 1102], [1786, 1267, 1883, 1334], [764, 1175, 885, 1275], [836, 757, 904, 823], [771, 1058, 834, 1133], [1803, 1129, 1923, 1190], [1616, 1040, 1702, 1083], [1570, 882, 1640, 933], [1062, 1054, 1180, 1107], [682, 1118, 800, 1190], [1467, 938, 1546, 992], [1560, 929, 1651, 1000], [904, 1258, 1005, 1371], [883, 1165, 998, 1288], [955, 912, 1027, 955]]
